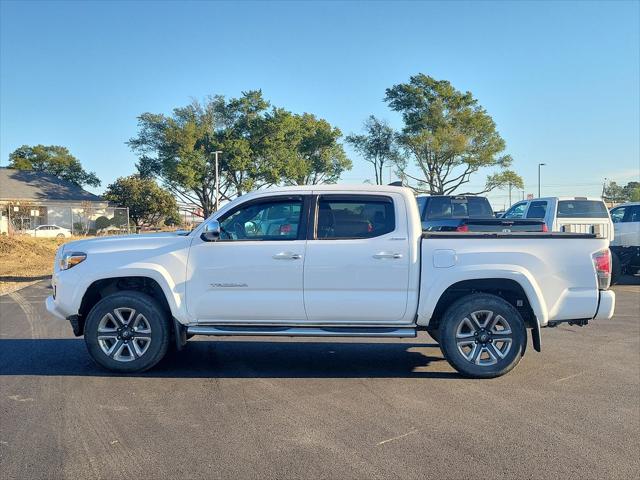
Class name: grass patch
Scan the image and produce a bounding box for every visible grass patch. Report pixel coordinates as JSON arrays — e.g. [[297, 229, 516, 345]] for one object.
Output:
[[0, 236, 84, 294]]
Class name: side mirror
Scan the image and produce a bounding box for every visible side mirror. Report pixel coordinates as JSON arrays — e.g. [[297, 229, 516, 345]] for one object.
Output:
[[201, 220, 221, 242]]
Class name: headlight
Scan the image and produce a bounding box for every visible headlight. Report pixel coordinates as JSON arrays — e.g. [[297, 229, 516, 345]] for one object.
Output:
[[60, 252, 87, 270]]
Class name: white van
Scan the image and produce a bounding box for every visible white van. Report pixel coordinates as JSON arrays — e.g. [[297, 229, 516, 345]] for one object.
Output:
[[503, 197, 613, 240]]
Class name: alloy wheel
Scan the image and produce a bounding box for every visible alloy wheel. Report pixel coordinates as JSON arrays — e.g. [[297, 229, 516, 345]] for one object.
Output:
[[97, 307, 152, 362], [455, 310, 513, 366]]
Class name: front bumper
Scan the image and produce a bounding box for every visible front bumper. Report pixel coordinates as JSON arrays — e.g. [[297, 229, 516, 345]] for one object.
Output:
[[45, 295, 67, 321], [594, 290, 615, 321]]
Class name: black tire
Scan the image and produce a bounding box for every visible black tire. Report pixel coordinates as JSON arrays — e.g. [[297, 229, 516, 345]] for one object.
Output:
[[611, 251, 622, 285], [56, 233, 65, 239], [84, 291, 171, 373], [439, 293, 527, 379]]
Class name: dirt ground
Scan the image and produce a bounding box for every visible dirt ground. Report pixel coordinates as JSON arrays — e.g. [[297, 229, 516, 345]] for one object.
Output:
[[0, 236, 75, 295]]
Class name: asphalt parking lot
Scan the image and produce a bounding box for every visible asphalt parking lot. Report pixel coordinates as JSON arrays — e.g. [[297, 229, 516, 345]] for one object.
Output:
[[0, 280, 638, 479]]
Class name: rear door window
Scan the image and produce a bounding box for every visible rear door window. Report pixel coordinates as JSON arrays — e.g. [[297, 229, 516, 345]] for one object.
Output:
[[526, 201, 547, 219], [316, 195, 395, 239], [557, 200, 608, 218], [625, 206, 640, 223]]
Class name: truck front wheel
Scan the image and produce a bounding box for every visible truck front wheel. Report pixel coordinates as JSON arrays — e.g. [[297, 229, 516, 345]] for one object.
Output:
[[439, 293, 526, 378], [84, 291, 171, 373]]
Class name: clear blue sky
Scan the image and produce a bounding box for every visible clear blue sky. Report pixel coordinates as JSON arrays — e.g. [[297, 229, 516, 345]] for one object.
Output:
[[1, 0, 638, 208]]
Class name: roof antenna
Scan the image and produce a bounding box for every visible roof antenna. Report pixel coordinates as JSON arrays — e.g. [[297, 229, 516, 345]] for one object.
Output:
[[388, 181, 403, 187]]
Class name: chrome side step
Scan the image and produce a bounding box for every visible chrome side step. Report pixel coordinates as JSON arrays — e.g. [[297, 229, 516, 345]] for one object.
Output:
[[186, 325, 417, 338]]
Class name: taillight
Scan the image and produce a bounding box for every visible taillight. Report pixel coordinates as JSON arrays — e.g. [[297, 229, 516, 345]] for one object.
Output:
[[542, 224, 549, 232], [456, 225, 469, 232], [592, 249, 611, 290]]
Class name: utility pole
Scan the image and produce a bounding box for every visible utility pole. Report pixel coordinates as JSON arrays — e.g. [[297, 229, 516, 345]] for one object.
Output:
[[601, 178, 608, 199], [213, 151, 222, 212], [508, 182, 513, 206], [538, 163, 546, 198]]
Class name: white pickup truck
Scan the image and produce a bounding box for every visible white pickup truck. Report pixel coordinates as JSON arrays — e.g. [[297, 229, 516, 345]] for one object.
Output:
[[46, 185, 616, 378], [503, 196, 614, 240]]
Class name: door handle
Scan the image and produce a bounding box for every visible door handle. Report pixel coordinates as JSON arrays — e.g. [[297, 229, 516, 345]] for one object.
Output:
[[373, 252, 403, 259], [273, 252, 303, 260]]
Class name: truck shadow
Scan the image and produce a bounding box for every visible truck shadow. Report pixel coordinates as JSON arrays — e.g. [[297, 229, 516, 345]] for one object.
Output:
[[0, 338, 458, 379]]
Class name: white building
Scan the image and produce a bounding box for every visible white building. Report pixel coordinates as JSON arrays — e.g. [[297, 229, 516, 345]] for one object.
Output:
[[0, 168, 117, 234]]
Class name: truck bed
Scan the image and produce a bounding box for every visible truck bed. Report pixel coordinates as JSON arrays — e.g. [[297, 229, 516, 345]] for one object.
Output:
[[418, 232, 607, 327]]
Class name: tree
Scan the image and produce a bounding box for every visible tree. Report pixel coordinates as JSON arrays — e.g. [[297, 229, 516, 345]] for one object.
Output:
[[8, 145, 100, 187], [94, 216, 112, 230], [130, 101, 221, 217], [603, 181, 625, 203], [627, 182, 640, 202], [604, 181, 640, 203], [104, 175, 179, 227], [129, 91, 351, 217], [346, 115, 400, 185], [265, 111, 350, 185], [130, 92, 275, 218], [384, 74, 522, 195]]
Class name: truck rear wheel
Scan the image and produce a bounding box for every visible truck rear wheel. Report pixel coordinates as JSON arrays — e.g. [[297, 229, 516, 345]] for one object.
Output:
[[439, 293, 526, 378], [84, 291, 170, 373]]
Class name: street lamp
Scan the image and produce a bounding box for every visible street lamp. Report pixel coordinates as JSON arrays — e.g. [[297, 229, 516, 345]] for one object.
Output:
[[538, 163, 546, 198]]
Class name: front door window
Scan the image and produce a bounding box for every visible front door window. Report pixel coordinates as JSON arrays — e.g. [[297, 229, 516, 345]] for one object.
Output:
[[219, 199, 302, 241]]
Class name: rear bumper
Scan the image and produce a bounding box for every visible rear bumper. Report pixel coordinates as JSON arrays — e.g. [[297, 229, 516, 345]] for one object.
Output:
[[594, 290, 615, 320]]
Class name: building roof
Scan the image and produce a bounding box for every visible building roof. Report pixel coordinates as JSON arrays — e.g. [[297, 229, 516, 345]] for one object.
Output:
[[0, 168, 104, 202]]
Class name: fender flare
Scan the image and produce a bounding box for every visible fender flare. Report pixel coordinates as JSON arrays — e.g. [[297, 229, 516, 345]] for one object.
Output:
[[418, 265, 548, 345], [76, 264, 185, 320]]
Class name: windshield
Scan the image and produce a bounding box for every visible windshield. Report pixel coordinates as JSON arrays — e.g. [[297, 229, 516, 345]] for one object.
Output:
[[557, 200, 608, 218]]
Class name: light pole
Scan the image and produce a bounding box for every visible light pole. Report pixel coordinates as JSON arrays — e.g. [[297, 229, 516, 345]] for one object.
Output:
[[213, 151, 222, 212], [538, 163, 546, 198]]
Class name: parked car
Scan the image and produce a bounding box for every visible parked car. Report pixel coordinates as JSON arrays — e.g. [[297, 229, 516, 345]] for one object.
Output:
[[502, 197, 613, 240], [609, 202, 640, 281], [47, 185, 615, 379], [416, 195, 546, 232], [24, 224, 72, 238]]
